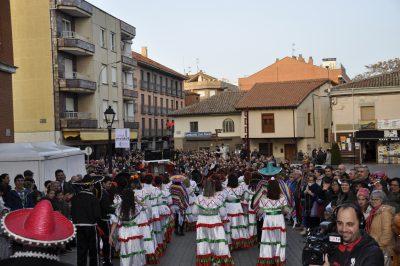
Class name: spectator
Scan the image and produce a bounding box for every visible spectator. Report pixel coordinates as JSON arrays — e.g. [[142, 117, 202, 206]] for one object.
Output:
[[337, 164, 347, 175], [300, 173, 321, 235], [348, 168, 357, 181], [366, 190, 396, 266], [4, 174, 32, 211], [336, 179, 356, 206], [387, 177, 400, 213], [55, 169, 67, 192], [324, 166, 334, 180], [325, 149, 332, 165], [357, 187, 372, 219], [314, 167, 324, 186]]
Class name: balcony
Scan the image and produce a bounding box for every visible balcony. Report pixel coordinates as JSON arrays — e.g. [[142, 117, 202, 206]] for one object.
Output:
[[122, 84, 138, 99], [140, 80, 148, 90], [124, 118, 139, 130], [147, 105, 154, 115], [56, 0, 92, 17], [59, 72, 96, 94], [58, 31, 95, 56], [166, 88, 171, 96], [153, 106, 158, 115], [160, 85, 166, 95], [120, 20, 136, 40], [121, 55, 137, 70], [359, 120, 376, 130], [141, 104, 147, 115], [133, 78, 138, 88], [60, 112, 97, 129], [155, 84, 161, 93], [147, 82, 154, 92], [133, 103, 138, 113]]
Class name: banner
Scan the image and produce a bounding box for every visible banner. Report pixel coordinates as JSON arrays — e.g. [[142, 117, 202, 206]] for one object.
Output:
[[115, 128, 130, 148]]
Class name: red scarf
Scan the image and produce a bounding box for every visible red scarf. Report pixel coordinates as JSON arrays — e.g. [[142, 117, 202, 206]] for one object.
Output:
[[337, 236, 362, 252], [365, 205, 380, 233]]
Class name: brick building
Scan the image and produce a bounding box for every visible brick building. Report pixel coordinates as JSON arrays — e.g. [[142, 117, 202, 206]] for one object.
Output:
[[239, 55, 350, 90]]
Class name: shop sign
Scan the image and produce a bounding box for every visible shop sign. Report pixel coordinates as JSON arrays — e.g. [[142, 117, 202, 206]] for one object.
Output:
[[377, 119, 400, 130], [384, 130, 398, 138], [185, 132, 212, 138], [115, 128, 130, 148]]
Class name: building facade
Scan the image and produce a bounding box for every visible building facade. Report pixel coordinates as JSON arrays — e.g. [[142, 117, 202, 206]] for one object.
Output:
[[132, 48, 186, 151], [10, 0, 138, 157], [236, 79, 331, 162], [331, 70, 400, 164], [238, 55, 349, 90], [172, 91, 246, 152], [184, 71, 239, 101], [0, 0, 17, 143]]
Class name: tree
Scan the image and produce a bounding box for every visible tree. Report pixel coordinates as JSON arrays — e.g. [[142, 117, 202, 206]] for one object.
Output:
[[331, 142, 342, 166], [353, 58, 400, 81]]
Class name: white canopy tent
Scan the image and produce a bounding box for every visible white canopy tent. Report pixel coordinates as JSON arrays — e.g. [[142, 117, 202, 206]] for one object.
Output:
[[0, 142, 86, 191]]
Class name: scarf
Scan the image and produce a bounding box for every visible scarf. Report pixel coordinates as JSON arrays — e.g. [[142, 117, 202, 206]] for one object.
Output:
[[365, 205, 380, 233]]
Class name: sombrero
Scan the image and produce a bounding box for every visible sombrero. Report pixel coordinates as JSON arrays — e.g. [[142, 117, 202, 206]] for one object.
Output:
[[258, 162, 282, 176], [1, 200, 75, 246], [170, 174, 186, 182]]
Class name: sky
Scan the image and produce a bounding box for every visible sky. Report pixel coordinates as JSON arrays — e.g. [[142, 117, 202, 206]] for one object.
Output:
[[88, 0, 400, 84]]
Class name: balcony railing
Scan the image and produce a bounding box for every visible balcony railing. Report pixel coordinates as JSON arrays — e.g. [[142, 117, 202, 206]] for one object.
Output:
[[60, 112, 97, 128], [59, 72, 96, 93], [121, 55, 137, 69], [147, 82, 154, 92], [56, 0, 92, 17], [123, 88, 138, 98], [120, 20, 136, 40], [141, 104, 147, 115], [124, 118, 139, 129], [159, 85, 166, 95], [58, 31, 95, 55], [140, 80, 148, 90], [133, 78, 137, 88]]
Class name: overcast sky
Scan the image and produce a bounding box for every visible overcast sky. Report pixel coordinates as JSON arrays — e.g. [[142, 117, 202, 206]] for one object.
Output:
[[88, 0, 400, 84]]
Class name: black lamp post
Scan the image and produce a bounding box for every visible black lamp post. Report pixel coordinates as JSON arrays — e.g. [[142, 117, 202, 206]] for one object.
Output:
[[104, 106, 116, 174]]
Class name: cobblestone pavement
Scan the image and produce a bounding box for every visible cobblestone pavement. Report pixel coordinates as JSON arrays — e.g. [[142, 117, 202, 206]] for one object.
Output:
[[61, 225, 304, 265]]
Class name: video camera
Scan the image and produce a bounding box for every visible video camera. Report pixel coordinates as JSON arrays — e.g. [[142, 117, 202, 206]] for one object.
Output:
[[302, 221, 342, 265]]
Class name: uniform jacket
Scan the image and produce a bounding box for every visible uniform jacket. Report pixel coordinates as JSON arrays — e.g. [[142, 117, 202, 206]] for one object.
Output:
[[369, 204, 396, 256], [71, 190, 101, 225]]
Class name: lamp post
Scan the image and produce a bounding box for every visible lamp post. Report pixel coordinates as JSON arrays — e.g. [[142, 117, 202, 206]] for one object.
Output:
[[104, 106, 116, 174]]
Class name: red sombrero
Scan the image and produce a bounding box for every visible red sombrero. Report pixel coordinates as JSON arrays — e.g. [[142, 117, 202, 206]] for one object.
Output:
[[1, 200, 75, 246]]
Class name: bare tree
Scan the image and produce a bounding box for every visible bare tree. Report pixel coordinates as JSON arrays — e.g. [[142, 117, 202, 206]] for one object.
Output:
[[353, 58, 400, 81]]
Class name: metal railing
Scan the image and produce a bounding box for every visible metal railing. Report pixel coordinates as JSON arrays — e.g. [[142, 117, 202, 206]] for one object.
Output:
[[61, 111, 92, 119]]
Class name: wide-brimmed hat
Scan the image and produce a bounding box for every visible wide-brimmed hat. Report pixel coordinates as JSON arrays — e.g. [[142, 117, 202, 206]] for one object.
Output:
[[258, 162, 282, 176], [1, 200, 75, 246], [170, 174, 186, 183], [72, 174, 103, 186]]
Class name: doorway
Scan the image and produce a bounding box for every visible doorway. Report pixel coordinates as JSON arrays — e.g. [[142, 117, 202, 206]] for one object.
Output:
[[362, 141, 377, 163], [284, 144, 296, 162], [259, 143, 273, 156]]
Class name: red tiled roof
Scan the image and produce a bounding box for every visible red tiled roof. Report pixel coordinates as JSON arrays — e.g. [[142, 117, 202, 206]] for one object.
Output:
[[333, 70, 400, 90], [235, 79, 329, 109], [171, 91, 246, 116], [132, 51, 187, 80]]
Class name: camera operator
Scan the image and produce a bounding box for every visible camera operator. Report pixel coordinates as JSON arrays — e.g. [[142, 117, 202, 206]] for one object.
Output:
[[311, 203, 384, 266]]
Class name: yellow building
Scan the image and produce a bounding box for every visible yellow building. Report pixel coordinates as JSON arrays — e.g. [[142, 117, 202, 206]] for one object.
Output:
[[10, 0, 137, 157]]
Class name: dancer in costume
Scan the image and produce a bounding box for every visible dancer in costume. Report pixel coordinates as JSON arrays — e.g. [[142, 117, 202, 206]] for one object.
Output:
[[224, 172, 251, 250], [109, 188, 146, 266], [257, 177, 288, 266], [192, 178, 234, 266], [170, 174, 189, 236]]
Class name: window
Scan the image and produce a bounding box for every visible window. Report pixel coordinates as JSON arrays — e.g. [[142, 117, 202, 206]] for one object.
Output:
[[171, 100, 174, 110], [223, 118, 235, 133], [324, 128, 329, 143], [62, 19, 72, 36], [102, 100, 109, 116], [101, 64, 107, 84], [160, 98, 164, 113], [210, 90, 216, 97], [100, 27, 106, 48], [360, 106, 375, 120], [307, 113, 312, 126], [181, 102, 183, 108], [176, 101, 178, 110], [148, 95, 151, 113], [149, 118, 152, 134], [161, 119, 164, 135], [154, 97, 158, 113], [125, 102, 134, 119], [155, 119, 158, 135], [110, 32, 115, 51], [190, 121, 198, 132], [141, 118, 145, 135], [112, 101, 118, 120], [262, 113, 275, 133], [111, 67, 117, 86], [65, 97, 74, 112]]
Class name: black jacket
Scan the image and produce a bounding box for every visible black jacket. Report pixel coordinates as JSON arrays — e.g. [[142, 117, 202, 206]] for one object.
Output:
[[0, 257, 73, 266], [329, 231, 384, 266], [71, 190, 101, 225], [100, 189, 115, 220]]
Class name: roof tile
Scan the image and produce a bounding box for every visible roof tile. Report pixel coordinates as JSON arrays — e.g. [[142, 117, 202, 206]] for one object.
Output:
[[333, 70, 400, 90]]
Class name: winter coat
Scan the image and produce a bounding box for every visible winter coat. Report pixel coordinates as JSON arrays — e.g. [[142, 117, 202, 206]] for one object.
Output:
[[329, 230, 384, 266], [369, 204, 396, 256], [387, 191, 400, 213]]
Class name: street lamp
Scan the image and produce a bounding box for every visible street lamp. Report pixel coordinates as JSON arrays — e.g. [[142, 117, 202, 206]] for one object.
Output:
[[104, 106, 116, 174]]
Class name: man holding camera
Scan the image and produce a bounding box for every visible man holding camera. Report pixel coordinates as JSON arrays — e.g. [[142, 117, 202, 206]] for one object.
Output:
[[312, 203, 384, 266]]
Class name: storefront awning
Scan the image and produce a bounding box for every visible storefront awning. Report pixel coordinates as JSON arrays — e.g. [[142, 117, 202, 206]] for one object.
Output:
[[355, 130, 384, 140], [63, 130, 137, 141]]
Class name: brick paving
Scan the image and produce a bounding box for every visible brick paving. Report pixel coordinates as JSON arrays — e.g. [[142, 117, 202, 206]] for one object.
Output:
[[61, 224, 304, 265]]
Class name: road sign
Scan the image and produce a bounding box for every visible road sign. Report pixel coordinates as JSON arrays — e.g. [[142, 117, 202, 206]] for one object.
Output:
[[84, 146, 93, 156]]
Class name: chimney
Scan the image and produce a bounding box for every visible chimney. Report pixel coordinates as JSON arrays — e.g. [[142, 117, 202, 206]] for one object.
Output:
[[308, 56, 313, 65], [298, 54, 305, 62], [276, 58, 279, 62], [141, 46, 148, 57]]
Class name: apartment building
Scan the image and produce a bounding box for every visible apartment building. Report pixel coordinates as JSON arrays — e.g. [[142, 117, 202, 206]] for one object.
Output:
[[0, 0, 17, 143], [331, 70, 400, 164], [132, 48, 186, 150], [10, 0, 138, 157]]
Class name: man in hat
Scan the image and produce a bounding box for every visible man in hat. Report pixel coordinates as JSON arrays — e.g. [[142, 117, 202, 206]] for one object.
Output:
[[0, 200, 75, 265], [71, 175, 102, 266]]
